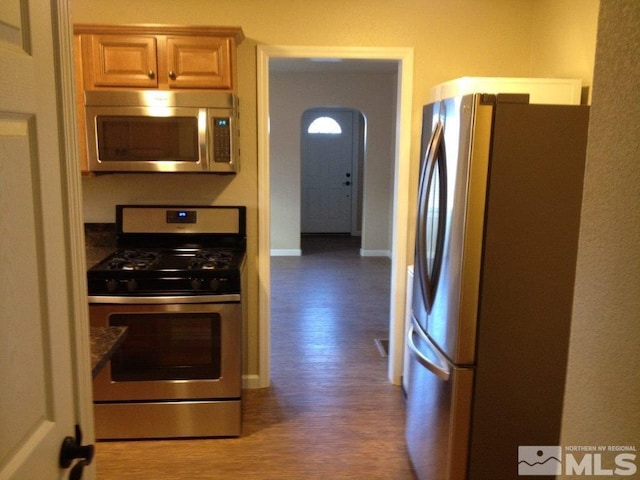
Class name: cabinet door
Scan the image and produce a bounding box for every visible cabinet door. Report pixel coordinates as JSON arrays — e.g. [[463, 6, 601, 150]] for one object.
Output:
[[166, 36, 232, 89], [87, 34, 158, 88]]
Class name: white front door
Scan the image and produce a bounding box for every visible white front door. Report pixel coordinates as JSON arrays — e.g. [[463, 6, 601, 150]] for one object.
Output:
[[301, 109, 356, 233], [0, 1, 92, 479]]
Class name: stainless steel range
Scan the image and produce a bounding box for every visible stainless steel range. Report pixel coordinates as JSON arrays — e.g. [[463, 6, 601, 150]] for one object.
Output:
[[87, 205, 246, 439]]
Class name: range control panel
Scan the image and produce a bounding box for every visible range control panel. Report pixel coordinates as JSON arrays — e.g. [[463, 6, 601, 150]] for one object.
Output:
[[166, 210, 197, 224]]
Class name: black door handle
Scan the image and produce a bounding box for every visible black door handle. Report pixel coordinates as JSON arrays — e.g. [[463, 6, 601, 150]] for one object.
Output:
[[69, 460, 91, 480], [59, 424, 94, 479], [343, 181, 351, 186]]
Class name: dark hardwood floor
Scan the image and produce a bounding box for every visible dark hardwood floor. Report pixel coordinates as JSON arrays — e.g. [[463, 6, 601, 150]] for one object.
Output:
[[94, 235, 416, 479]]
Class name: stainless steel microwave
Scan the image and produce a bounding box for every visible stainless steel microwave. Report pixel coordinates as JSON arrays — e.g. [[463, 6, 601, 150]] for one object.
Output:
[[84, 91, 239, 173]]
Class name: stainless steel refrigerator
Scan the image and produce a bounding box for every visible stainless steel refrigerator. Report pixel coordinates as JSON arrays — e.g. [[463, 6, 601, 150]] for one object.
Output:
[[405, 93, 589, 479]]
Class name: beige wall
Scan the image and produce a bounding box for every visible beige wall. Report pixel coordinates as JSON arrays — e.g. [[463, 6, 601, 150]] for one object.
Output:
[[71, 0, 598, 380], [529, 0, 600, 102]]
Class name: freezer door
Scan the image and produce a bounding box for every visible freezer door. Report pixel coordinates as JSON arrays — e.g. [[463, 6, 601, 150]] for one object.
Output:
[[405, 317, 474, 480], [425, 95, 494, 365]]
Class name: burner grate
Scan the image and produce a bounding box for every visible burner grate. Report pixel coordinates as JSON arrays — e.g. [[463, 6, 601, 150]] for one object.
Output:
[[106, 250, 160, 270]]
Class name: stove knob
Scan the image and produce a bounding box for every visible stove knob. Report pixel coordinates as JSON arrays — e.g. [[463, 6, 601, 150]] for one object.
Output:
[[191, 278, 203, 290], [209, 278, 221, 291], [126, 279, 138, 292], [106, 279, 118, 293]]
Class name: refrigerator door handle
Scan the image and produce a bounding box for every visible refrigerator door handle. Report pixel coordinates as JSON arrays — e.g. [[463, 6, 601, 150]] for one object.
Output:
[[407, 320, 451, 381], [415, 121, 446, 313]]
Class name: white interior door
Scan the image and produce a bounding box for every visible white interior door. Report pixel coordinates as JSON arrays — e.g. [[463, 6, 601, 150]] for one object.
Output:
[[301, 109, 355, 233], [0, 1, 92, 479]]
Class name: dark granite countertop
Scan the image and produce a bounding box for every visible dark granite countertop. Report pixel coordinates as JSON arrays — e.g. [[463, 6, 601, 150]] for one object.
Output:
[[85, 223, 117, 268], [90, 326, 127, 378], [86, 224, 127, 377]]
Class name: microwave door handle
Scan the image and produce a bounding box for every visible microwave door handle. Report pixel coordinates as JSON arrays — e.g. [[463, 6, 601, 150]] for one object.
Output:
[[407, 320, 450, 381], [198, 109, 209, 168]]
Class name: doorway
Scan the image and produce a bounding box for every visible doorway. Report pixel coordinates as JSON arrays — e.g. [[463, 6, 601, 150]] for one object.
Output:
[[301, 108, 364, 236], [256, 46, 414, 388]]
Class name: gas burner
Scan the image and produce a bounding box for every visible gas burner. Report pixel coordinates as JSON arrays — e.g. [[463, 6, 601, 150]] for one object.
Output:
[[188, 250, 234, 271], [195, 250, 234, 262], [191, 261, 222, 270], [106, 250, 160, 271]]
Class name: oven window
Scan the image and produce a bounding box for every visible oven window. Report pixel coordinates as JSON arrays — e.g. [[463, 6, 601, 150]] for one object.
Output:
[[96, 116, 199, 162], [109, 313, 221, 381]]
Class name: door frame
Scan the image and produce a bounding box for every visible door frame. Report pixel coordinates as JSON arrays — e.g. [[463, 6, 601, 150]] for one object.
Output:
[[54, 0, 96, 453], [257, 45, 414, 387]]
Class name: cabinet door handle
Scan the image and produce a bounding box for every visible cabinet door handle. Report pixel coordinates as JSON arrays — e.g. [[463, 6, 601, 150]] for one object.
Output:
[[147, 70, 155, 79], [168, 71, 177, 80]]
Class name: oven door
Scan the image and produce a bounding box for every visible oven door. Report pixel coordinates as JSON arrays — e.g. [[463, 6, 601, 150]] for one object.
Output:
[[90, 301, 241, 401]]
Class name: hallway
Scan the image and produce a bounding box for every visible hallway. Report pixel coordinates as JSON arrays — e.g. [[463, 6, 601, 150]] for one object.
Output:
[[94, 236, 415, 479]]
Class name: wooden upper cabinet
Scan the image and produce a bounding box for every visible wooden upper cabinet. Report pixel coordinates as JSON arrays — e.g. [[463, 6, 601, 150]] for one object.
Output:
[[88, 34, 159, 88], [74, 24, 243, 91], [166, 36, 232, 89]]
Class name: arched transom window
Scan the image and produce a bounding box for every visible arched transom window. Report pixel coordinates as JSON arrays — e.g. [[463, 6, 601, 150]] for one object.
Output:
[[307, 116, 342, 134]]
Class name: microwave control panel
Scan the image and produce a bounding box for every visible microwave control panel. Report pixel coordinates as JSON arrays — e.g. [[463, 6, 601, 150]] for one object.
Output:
[[212, 117, 232, 163]]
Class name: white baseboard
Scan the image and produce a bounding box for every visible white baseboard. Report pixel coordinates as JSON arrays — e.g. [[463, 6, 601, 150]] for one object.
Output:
[[242, 374, 262, 389], [360, 249, 392, 258], [270, 249, 302, 256]]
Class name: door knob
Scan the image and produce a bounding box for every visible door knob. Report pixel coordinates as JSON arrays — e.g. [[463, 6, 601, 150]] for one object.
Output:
[[343, 181, 351, 186], [168, 71, 177, 80], [59, 425, 94, 473]]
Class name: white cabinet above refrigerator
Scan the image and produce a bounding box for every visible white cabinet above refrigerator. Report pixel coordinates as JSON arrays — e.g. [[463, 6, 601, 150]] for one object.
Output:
[[429, 76, 582, 105]]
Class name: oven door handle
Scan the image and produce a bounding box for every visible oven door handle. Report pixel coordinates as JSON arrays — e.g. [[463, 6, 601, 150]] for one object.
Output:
[[88, 294, 241, 304]]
